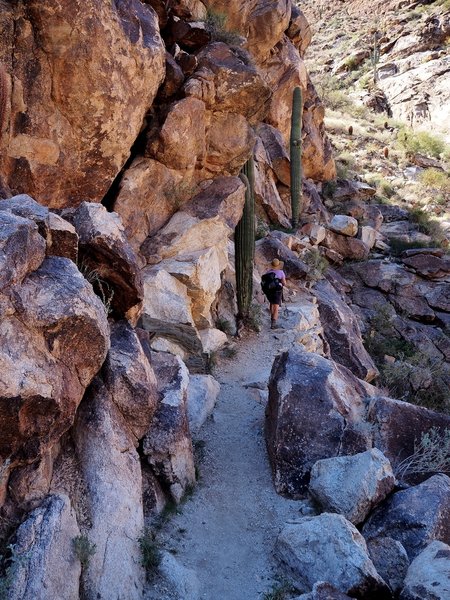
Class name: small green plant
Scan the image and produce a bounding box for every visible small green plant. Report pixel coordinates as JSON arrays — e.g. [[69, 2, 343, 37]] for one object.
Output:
[[303, 248, 329, 283], [205, 351, 218, 374], [388, 237, 435, 257], [263, 581, 297, 600], [138, 528, 161, 576], [408, 207, 446, 243], [397, 128, 448, 159], [205, 9, 241, 45], [322, 179, 338, 199], [73, 535, 96, 570], [215, 318, 233, 335], [394, 427, 450, 480], [370, 31, 380, 83], [222, 345, 238, 359], [420, 168, 450, 195]]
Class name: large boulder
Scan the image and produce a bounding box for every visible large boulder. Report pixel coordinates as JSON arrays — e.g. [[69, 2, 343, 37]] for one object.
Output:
[[0, 211, 46, 289], [8, 494, 81, 600], [367, 537, 410, 596], [73, 378, 146, 600], [70, 202, 144, 323], [276, 514, 390, 598], [186, 374, 220, 434], [367, 396, 450, 482], [0, 257, 109, 471], [142, 351, 196, 503], [102, 320, 158, 441], [265, 348, 375, 496], [363, 474, 450, 560], [400, 541, 450, 600], [0, 0, 165, 207], [309, 449, 395, 525], [141, 176, 245, 261], [314, 279, 379, 382]]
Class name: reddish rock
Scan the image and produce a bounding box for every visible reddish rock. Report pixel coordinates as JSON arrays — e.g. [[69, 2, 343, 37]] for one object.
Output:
[[322, 230, 370, 261], [256, 123, 290, 186], [71, 202, 144, 323], [169, 17, 210, 49], [265, 348, 374, 497], [402, 254, 450, 280], [102, 321, 158, 441], [0, 211, 46, 289], [367, 396, 450, 482], [0, 257, 109, 471], [256, 236, 310, 280], [184, 42, 271, 122], [286, 4, 312, 57], [363, 474, 450, 560], [159, 52, 185, 101], [0, 0, 165, 207]]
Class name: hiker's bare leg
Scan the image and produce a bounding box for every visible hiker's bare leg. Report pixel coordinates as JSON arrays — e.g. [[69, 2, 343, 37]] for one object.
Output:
[[273, 304, 279, 321]]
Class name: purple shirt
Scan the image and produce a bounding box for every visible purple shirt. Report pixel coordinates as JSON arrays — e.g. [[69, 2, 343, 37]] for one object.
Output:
[[267, 269, 286, 281]]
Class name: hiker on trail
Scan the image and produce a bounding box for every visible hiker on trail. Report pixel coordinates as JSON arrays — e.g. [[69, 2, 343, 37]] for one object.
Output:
[[261, 258, 286, 329]]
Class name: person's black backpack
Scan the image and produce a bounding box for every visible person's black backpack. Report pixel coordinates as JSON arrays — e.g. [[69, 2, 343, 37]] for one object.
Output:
[[261, 271, 283, 295]]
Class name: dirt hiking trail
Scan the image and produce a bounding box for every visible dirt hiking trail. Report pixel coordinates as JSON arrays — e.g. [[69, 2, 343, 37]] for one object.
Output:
[[146, 307, 307, 600]]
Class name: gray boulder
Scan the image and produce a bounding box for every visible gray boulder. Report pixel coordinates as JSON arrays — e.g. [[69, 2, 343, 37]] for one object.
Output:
[[8, 494, 81, 600], [363, 474, 450, 559], [265, 348, 375, 496], [367, 537, 410, 595], [400, 541, 450, 600], [276, 513, 390, 597], [186, 374, 220, 435], [309, 449, 395, 525], [142, 351, 196, 503], [74, 378, 146, 600]]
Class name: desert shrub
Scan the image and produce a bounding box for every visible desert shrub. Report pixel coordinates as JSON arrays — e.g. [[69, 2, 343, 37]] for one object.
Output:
[[420, 168, 450, 194], [77, 260, 114, 315], [73, 535, 96, 569], [408, 207, 446, 243], [138, 528, 161, 576], [303, 249, 329, 282], [388, 237, 434, 256], [215, 318, 233, 335], [322, 179, 338, 199], [205, 10, 241, 45], [394, 427, 450, 480], [263, 581, 297, 600], [397, 128, 448, 159]]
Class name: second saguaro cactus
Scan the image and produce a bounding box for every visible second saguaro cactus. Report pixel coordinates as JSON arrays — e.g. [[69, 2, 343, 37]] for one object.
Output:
[[290, 86, 303, 230], [235, 156, 255, 320]]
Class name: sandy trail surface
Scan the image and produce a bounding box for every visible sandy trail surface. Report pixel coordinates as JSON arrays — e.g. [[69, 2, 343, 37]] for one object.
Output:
[[146, 311, 305, 599]]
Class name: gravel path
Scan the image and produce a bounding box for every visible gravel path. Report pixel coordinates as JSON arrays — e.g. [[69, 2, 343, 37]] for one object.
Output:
[[147, 312, 305, 599]]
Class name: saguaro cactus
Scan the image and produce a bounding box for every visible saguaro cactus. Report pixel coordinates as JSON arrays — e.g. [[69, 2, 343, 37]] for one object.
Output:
[[235, 156, 255, 320], [371, 32, 380, 83], [0, 64, 8, 141], [290, 86, 303, 230]]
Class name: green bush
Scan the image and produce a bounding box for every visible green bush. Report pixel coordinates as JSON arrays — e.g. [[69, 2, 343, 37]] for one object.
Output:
[[397, 128, 448, 158], [205, 10, 241, 45], [138, 528, 161, 576], [420, 168, 450, 194], [408, 207, 446, 243]]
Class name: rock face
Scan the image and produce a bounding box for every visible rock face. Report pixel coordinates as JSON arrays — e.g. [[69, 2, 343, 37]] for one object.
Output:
[[70, 202, 144, 323], [276, 513, 390, 598], [314, 279, 378, 382], [265, 348, 374, 496], [309, 449, 395, 525], [400, 541, 450, 600], [8, 494, 81, 600], [74, 378, 146, 600], [142, 351, 196, 503], [102, 320, 158, 441], [0, 0, 165, 206], [0, 256, 109, 472], [363, 474, 450, 560]]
